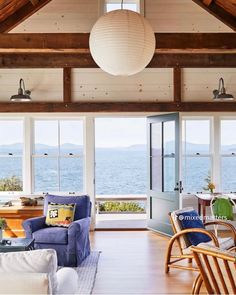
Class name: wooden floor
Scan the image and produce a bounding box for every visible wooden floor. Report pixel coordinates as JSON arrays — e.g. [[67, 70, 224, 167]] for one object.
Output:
[[90, 230, 198, 294]]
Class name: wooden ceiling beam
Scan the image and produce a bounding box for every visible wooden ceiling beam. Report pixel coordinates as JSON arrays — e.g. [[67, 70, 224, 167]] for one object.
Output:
[[0, 52, 234, 68], [1, 102, 236, 113], [0, 33, 235, 68], [0, 0, 52, 33], [0, 33, 235, 51], [192, 0, 236, 31]]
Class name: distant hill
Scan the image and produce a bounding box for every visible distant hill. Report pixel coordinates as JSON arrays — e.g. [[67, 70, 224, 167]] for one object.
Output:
[[0, 142, 236, 153]]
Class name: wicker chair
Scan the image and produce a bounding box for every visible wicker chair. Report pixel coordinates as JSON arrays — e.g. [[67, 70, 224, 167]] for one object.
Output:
[[191, 244, 236, 294], [165, 207, 236, 273]]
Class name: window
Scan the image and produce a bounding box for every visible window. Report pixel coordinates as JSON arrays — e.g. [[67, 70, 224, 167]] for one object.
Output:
[[33, 120, 84, 193], [221, 120, 236, 192], [0, 120, 23, 192], [104, 0, 140, 13], [182, 119, 212, 193]]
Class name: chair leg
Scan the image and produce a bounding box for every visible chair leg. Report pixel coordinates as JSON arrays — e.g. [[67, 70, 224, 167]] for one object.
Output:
[[165, 240, 173, 273], [192, 274, 203, 295]]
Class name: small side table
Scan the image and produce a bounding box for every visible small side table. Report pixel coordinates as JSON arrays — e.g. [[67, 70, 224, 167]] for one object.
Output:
[[0, 238, 34, 253]]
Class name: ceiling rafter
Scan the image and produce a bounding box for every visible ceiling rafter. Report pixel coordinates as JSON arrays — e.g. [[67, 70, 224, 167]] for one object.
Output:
[[0, 0, 52, 33], [192, 0, 236, 31]]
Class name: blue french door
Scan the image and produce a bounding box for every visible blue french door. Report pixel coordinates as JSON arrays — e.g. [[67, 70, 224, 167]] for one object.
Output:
[[147, 113, 181, 236]]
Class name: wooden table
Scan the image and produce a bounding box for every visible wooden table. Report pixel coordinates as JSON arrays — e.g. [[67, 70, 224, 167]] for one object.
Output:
[[0, 205, 43, 238], [194, 193, 236, 220]]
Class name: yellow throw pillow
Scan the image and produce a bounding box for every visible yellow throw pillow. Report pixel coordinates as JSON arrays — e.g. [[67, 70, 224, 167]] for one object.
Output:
[[46, 203, 76, 227]]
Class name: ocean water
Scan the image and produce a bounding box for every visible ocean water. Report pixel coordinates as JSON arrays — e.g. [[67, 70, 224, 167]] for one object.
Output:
[[0, 148, 236, 194]]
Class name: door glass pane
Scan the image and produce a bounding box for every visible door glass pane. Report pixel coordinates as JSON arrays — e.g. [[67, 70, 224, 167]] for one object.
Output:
[[34, 158, 59, 192], [60, 120, 83, 156], [34, 120, 59, 155], [182, 156, 210, 193], [221, 157, 236, 192], [163, 121, 175, 192], [164, 157, 175, 192], [164, 121, 175, 155], [151, 123, 162, 192], [60, 157, 83, 192]]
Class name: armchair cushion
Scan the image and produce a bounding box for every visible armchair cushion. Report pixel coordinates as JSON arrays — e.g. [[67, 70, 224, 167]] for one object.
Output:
[[177, 210, 211, 246], [183, 237, 235, 255], [33, 227, 68, 245]]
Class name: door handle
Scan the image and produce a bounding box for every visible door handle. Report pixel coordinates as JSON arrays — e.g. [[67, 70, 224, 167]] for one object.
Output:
[[174, 181, 183, 193]]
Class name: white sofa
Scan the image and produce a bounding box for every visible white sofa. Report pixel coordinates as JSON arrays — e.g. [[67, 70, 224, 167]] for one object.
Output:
[[0, 249, 78, 294]]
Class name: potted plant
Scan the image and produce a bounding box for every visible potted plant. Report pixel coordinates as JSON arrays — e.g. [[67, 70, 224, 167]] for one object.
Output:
[[0, 218, 7, 241], [203, 175, 215, 194]]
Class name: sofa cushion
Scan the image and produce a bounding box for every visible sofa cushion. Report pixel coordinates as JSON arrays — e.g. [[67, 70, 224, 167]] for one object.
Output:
[[0, 273, 49, 294], [0, 249, 58, 294], [33, 227, 68, 245]]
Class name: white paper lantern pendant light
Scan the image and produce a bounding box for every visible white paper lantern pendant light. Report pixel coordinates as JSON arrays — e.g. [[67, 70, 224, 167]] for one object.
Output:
[[89, 2, 156, 76]]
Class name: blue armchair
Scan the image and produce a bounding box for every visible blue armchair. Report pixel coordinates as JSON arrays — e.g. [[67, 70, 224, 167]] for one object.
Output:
[[23, 194, 91, 267]]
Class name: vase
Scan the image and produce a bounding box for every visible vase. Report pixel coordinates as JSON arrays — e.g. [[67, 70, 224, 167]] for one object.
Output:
[[0, 228, 2, 241]]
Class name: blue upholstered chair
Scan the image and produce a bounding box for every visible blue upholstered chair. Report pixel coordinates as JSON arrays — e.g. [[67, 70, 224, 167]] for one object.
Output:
[[23, 194, 91, 267]]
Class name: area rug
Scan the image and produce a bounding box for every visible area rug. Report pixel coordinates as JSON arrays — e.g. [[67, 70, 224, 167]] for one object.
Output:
[[76, 251, 101, 295]]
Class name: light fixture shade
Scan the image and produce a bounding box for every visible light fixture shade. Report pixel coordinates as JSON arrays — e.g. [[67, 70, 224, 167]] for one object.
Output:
[[89, 9, 156, 76]]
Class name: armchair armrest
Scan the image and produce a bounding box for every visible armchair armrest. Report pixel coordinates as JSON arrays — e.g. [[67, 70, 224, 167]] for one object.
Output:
[[169, 228, 219, 251], [68, 217, 91, 235], [204, 220, 236, 243], [67, 217, 91, 265], [22, 216, 46, 238]]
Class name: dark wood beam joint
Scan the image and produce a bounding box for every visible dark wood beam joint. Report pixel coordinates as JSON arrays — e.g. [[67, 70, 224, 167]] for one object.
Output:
[[63, 68, 72, 103], [173, 67, 182, 102]]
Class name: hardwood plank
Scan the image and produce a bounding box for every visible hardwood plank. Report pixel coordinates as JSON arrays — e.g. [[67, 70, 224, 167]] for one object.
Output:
[[90, 231, 198, 294], [63, 68, 71, 103], [1, 101, 236, 112], [192, 0, 236, 31], [173, 67, 181, 103], [0, 0, 52, 33]]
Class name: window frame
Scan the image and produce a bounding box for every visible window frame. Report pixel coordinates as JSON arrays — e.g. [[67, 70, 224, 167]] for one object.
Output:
[[181, 116, 213, 194], [32, 118, 85, 194], [101, 0, 144, 15]]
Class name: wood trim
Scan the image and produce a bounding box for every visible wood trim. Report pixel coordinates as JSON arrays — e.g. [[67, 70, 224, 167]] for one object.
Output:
[[63, 68, 71, 103], [192, 0, 236, 31], [0, 0, 52, 33], [173, 67, 181, 103], [1, 102, 236, 112]]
